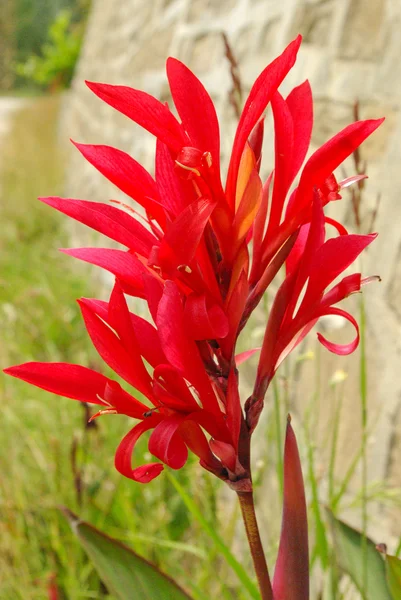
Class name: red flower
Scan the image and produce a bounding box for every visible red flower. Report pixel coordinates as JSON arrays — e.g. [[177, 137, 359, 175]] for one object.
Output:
[[5, 35, 383, 483], [5, 280, 243, 484]]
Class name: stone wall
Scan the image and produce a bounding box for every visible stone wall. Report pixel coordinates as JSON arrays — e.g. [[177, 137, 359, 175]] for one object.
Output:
[[62, 0, 401, 544]]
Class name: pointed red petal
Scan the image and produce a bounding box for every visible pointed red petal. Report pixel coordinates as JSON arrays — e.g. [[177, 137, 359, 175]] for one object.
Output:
[[286, 80, 313, 182], [78, 299, 152, 397], [268, 91, 294, 232], [273, 419, 309, 600], [226, 35, 302, 206], [235, 348, 261, 366], [40, 196, 156, 256], [85, 82, 187, 153], [304, 233, 376, 304], [167, 58, 221, 172], [148, 414, 188, 469], [61, 248, 147, 297], [114, 416, 164, 482], [289, 118, 384, 217], [4, 362, 108, 405], [72, 143, 166, 226]]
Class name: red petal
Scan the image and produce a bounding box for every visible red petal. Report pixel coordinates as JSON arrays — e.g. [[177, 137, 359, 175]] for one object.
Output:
[[304, 233, 376, 304], [232, 169, 263, 249], [148, 414, 188, 469], [178, 420, 216, 465], [220, 269, 249, 357], [115, 416, 164, 482], [284, 194, 325, 324], [73, 143, 165, 226], [104, 380, 149, 419], [209, 439, 236, 472], [167, 58, 221, 173], [316, 307, 360, 355], [286, 80, 313, 182], [61, 248, 147, 297], [235, 348, 261, 366], [289, 118, 384, 217], [142, 271, 164, 323], [251, 173, 272, 282], [85, 82, 187, 153], [226, 35, 301, 206], [268, 91, 294, 232], [78, 299, 152, 397], [40, 196, 156, 256], [155, 140, 194, 216], [156, 282, 219, 414], [320, 273, 362, 307], [156, 197, 216, 272], [4, 362, 109, 405], [184, 293, 228, 340], [153, 364, 199, 411], [273, 419, 309, 600], [325, 216, 348, 236]]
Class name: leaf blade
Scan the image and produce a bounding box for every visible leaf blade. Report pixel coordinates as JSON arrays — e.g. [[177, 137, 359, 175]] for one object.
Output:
[[62, 508, 194, 600]]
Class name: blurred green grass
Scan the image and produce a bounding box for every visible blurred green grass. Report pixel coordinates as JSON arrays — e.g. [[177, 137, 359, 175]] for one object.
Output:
[[0, 96, 249, 600]]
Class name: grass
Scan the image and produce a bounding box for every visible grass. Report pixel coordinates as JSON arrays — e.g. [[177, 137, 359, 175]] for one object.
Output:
[[0, 95, 399, 600]]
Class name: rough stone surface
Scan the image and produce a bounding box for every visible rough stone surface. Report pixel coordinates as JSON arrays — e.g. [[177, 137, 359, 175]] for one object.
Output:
[[62, 0, 401, 549]]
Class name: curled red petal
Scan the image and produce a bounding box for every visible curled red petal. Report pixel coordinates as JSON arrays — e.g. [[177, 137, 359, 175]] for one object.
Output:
[[4, 362, 109, 406], [273, 419, 309, 600], [115, 416, 163, 482], [184, 293, 228, 340], [148, 414, 188, 469], [316, 307, 360, 355]]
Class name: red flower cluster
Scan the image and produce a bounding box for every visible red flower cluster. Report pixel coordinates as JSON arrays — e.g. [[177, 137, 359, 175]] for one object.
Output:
[[5, 35, 382, 487]]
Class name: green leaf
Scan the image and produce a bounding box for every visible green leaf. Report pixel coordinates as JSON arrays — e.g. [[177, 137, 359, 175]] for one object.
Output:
[[327, 510, 391, 600], [385, 554, 401, 599], [62, 507, 194, 600]]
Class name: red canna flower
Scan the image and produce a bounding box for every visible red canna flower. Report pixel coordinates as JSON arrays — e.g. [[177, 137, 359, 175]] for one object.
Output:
[[4, 35, 383, 486]]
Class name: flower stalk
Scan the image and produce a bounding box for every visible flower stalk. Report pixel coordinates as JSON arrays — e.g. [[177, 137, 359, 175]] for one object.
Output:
[[237, 491, 273, 600]]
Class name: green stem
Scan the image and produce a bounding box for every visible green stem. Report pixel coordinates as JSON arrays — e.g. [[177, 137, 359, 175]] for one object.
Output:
[[237, 491, 273, 600]]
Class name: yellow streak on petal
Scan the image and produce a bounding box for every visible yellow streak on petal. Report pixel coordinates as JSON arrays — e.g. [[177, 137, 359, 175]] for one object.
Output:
[[235, 142, 256, 211], [233, 169, 263, 242]]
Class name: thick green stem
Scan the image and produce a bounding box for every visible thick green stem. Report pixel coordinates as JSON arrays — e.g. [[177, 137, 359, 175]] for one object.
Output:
[[237, 491, 273, 600]]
